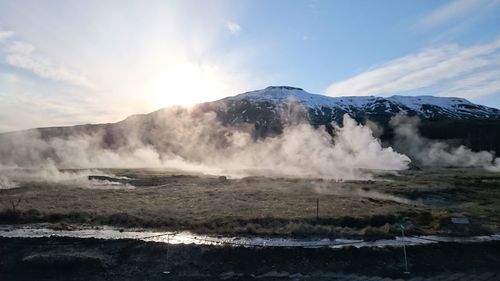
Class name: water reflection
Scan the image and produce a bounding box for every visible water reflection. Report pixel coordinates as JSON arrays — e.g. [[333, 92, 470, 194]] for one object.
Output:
[[1, 225, 499, 248]]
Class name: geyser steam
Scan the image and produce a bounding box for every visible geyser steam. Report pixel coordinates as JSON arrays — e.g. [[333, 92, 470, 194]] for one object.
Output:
[[0, 107, 411, 183], [390, 114, 500, 170]]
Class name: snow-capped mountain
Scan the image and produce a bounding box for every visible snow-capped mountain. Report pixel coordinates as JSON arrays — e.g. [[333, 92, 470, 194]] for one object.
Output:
[[201, 86, 500, 140], [2, 86, 500, 156], [218, 86, 500, 121]]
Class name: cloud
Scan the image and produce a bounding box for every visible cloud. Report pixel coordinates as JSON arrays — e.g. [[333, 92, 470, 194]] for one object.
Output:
[[225, 21, 241, 34], [0, 73, 110, 133], [417, 0, 499, 29], [324, 38, 500, 99], [6, 41, 34, 54], [0, 30, 14, 41], [4, 41, 94, 88]]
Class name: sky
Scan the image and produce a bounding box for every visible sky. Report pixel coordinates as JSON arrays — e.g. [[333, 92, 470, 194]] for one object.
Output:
[[0, 0, 500, 132]]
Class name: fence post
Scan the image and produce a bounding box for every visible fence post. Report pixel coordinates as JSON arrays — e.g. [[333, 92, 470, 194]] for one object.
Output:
[[400, 224, 410, 275]]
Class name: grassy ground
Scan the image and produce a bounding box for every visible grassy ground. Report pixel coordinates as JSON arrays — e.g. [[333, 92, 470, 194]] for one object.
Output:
[[1, 168, 499, 238]]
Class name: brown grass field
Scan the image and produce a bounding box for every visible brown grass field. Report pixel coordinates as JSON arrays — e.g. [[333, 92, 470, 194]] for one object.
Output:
[[1, 167, 499, 239]]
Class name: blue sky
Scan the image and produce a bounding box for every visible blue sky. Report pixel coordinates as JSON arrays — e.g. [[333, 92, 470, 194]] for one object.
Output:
[[0, 0, 500, 132]]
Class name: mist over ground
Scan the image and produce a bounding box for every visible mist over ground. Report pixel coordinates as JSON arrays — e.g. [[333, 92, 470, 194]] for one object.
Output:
[[0, 105, 498, 189]]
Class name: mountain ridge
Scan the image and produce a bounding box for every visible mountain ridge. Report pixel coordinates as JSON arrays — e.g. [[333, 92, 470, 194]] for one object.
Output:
[[219, 86, 500, 120], [1, 86, 500, 155], [3, 86, 500, 135]]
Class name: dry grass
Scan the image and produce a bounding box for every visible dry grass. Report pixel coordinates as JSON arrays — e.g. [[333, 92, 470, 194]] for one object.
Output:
[[1, 168, 499, 237]]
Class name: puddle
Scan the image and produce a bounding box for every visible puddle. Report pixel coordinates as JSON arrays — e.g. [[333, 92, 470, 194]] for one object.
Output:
[[1, 225, 499, 248]]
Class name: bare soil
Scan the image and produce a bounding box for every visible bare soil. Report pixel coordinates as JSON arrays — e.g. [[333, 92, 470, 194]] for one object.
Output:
[[1, 237, 500, 280]]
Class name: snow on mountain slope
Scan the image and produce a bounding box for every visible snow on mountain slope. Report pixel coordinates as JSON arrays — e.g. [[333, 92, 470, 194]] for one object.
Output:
[[387, 95, 498, 119], [222, 86, 500, 120]]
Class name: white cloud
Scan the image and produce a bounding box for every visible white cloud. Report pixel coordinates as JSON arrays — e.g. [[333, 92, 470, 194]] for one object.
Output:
[[0, 73, 107, 132], [0, 30, 14, 41], [6, 41, 34, 54], [226, 21, 241, 34], [4, 41, 94, 88], [445, 68, 500, 99], [324, 38, 500, 100], [417, 0, 499, 29]]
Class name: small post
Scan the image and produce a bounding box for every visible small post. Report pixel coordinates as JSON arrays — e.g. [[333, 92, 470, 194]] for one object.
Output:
[[166, 233, 170, 267], [316, 198, 319, 219], [400, 224, 410, 275], [163, 233, 171, 275]]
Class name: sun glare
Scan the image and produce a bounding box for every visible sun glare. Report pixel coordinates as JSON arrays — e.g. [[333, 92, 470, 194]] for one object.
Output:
[[149, 62, 227, 108]]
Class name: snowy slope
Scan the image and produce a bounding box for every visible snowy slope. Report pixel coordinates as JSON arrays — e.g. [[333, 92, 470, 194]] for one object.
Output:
[[222, 86, 500, 120]]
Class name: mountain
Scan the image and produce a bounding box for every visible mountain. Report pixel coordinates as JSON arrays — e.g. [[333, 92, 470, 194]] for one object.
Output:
[[2, 86, 500, 155], [201, 86, 500, 150], [211, 86, 500, 124]]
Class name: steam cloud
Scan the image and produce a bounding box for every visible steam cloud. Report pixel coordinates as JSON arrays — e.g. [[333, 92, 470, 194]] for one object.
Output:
[[2, 106, 498, 189], [312, 181, 417, 205], [390, 114, 500, 170], [0, 107, 411, 186]]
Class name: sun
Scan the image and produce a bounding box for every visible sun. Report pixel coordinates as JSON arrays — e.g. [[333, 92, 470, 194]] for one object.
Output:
[[148, 62, 228, 108]]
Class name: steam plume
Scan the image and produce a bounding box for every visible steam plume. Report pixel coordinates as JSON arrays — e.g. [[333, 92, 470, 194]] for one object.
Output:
[[390, 113, 500, 169], [0, 107, 411, 185]]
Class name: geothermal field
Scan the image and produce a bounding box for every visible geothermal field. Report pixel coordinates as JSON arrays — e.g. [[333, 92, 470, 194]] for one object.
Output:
[[1, 104, 500, 280], [2, 1, 500, 280], [1, 168, 500, 238], [1, 167, 500, 280]]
